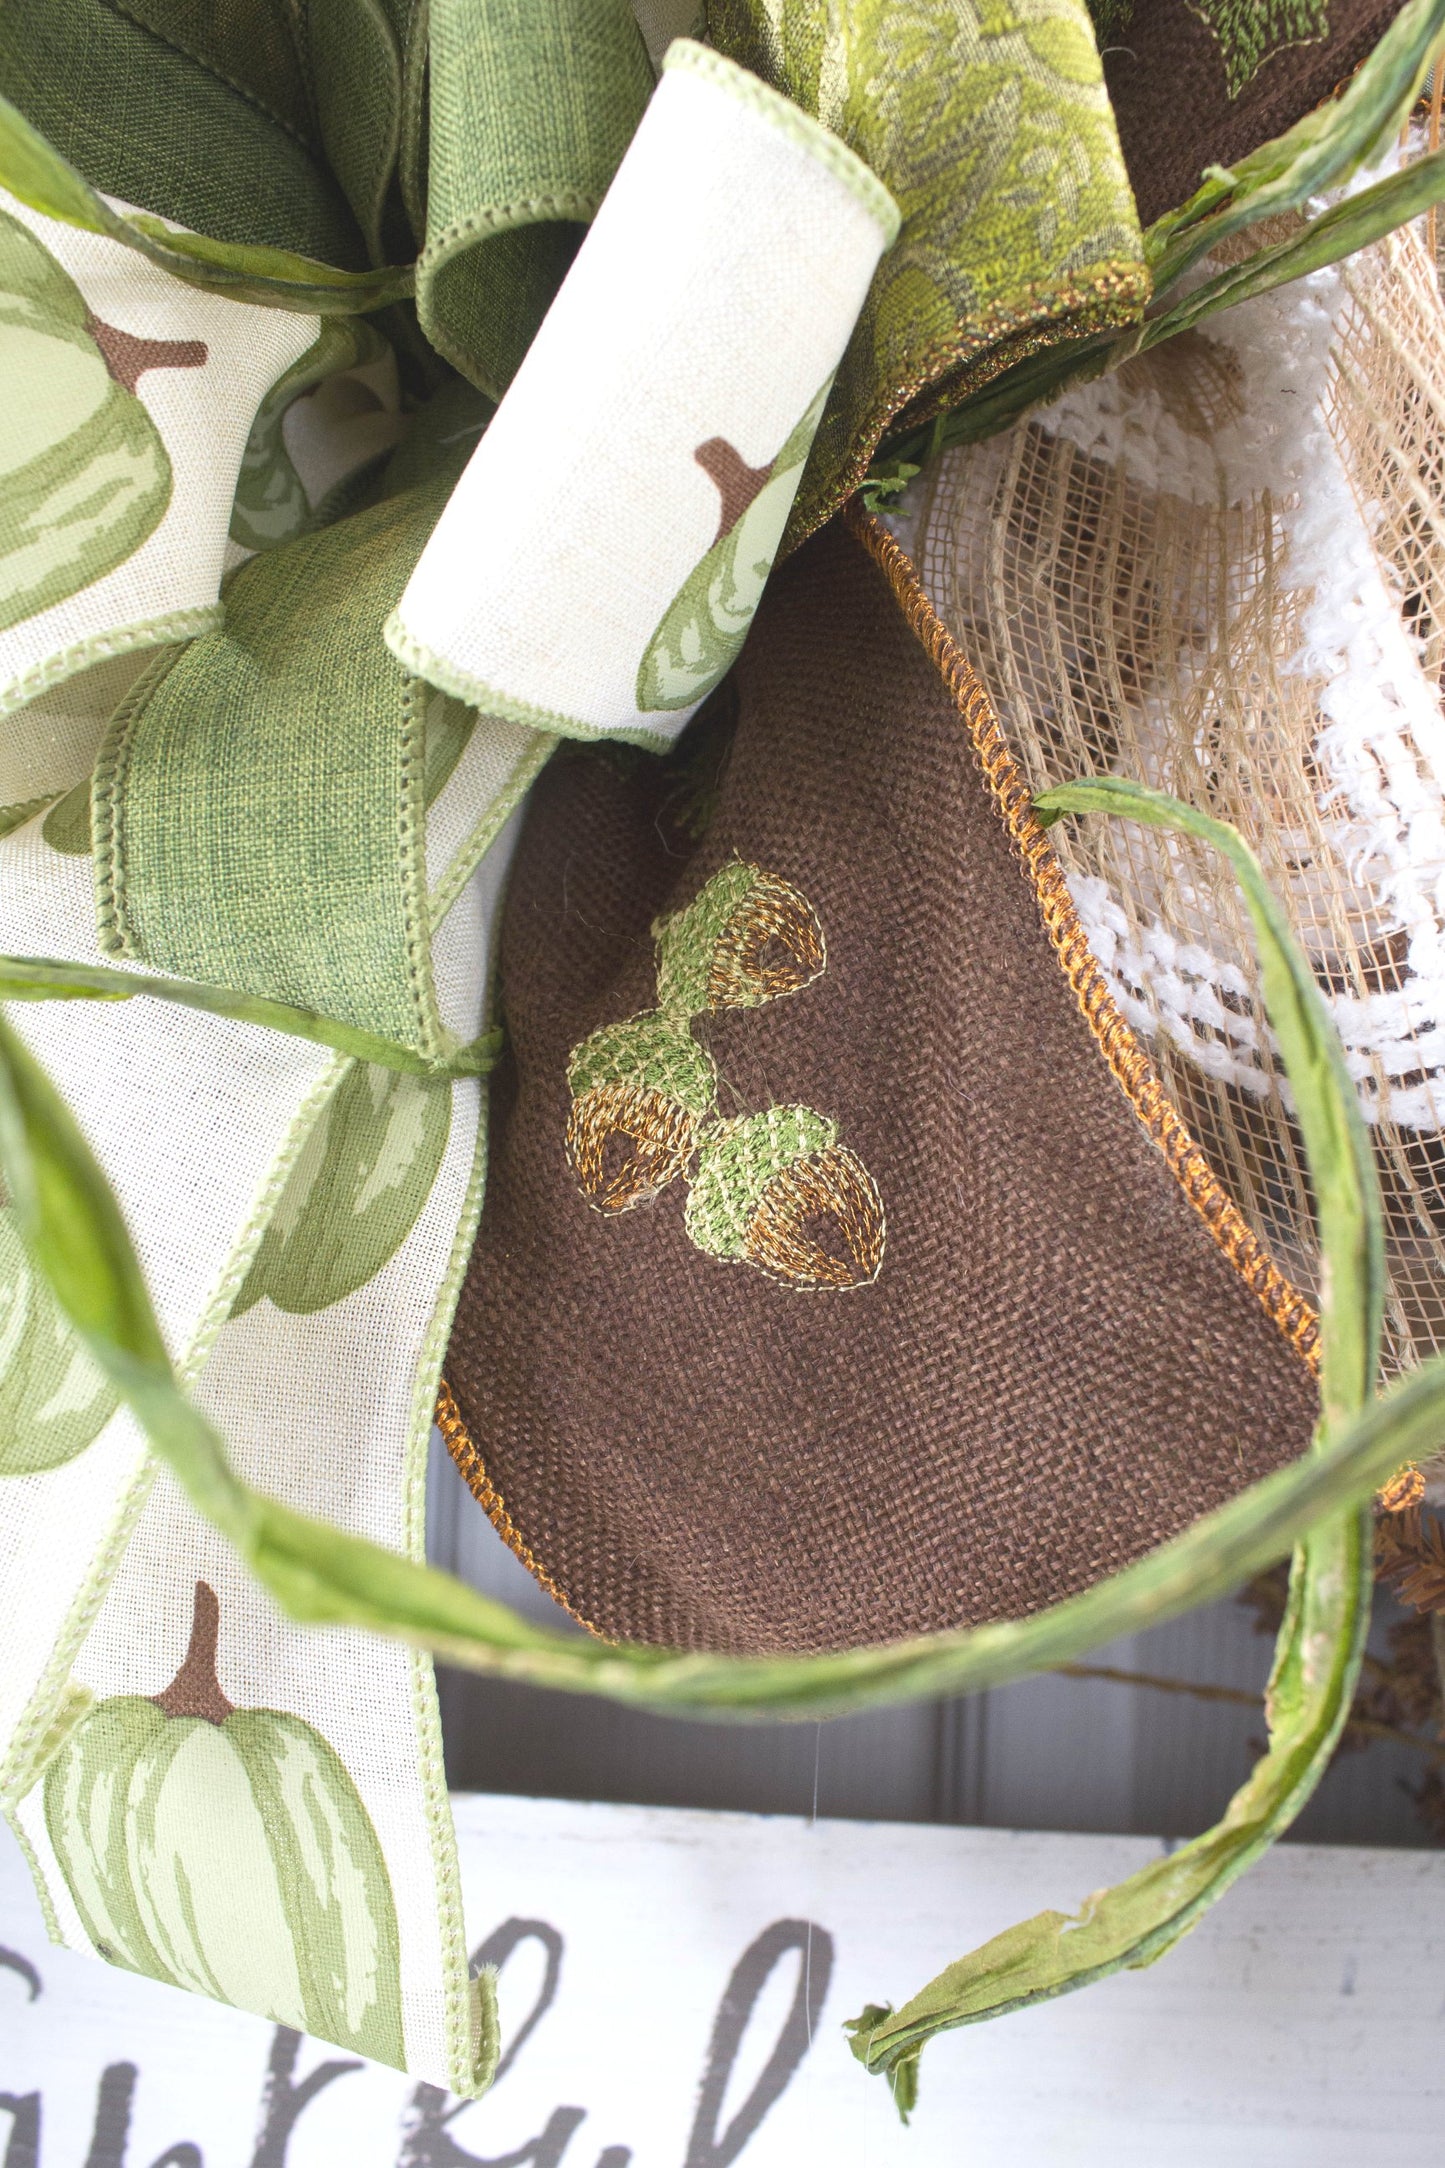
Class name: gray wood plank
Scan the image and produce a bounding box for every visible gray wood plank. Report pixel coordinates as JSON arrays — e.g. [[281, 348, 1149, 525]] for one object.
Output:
[[428, 1433, 1438, 1845]]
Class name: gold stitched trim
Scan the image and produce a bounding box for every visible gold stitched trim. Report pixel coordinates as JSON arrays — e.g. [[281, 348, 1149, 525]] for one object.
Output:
[[434, 1378, 604, 1637], [787, 262, 1149, 552], [844, 500, 1322, 1377]]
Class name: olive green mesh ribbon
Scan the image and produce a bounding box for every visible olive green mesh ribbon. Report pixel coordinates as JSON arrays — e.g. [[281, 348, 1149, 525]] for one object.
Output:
[[709, 0, 1150, 544]]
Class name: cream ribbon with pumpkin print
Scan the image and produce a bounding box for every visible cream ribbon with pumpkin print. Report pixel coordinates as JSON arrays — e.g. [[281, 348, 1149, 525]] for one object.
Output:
[[0, 31, 900, 2086], [43, 1578, 407, 2067], [0, 186, 321, 722], [385, 41, 900, 748], [0, 695, 547, 2092]]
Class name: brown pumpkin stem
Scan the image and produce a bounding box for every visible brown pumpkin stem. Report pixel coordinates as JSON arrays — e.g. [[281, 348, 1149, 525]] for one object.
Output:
[[694, 437, 773, 542], [153, 1580, 235, 1724], [85, 313, 208, 395]]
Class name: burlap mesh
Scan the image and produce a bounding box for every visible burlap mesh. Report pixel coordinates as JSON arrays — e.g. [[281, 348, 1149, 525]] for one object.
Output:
[[444, 522, 1318, 1655], [905, 217, 1445, 1385]]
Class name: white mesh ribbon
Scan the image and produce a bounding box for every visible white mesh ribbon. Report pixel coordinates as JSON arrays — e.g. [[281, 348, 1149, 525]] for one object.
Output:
[[898, 212, 1445, 1375]]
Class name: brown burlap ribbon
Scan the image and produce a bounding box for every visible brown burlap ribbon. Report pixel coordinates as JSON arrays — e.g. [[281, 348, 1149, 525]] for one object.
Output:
[[1102, 0, 1407, 226], [443, 516, 1319, 1655]]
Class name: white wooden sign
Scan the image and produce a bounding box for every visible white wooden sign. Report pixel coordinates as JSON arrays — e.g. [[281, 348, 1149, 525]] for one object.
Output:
[[3, 1793, 1443, 2166]]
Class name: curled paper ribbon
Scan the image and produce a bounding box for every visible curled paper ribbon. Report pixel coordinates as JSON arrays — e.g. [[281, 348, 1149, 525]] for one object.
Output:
[[386, 40, 900, 750]]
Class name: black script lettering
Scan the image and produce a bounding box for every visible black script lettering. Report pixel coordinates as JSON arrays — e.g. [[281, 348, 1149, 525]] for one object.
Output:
[[683, 1920, 834, 2168], [473, 1921, 563, 2088], [398, 1919, 592, 2168], [249, 2027, 362, 2168], [0, 2093, 39, 2168], [400, 2093, 586, 2168], [150, 2150, 203, 2166], [592, 2152, 632, 2166], [84, 2062, 136, 2168], [0, 1950, 40, 2004]]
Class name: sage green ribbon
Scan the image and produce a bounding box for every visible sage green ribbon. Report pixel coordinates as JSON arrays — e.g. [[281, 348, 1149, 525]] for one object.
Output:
[[417, 0, 654, 398], [709, 0, 1150, 541], [95, 471, 457, 1057], [0, 1, 379, 268]]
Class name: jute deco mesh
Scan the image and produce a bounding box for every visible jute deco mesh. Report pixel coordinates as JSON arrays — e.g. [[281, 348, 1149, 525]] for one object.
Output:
[[904, 214, 1445, 1384]]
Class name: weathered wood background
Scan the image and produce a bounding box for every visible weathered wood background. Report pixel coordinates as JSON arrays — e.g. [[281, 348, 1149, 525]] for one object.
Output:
[[4, 1791, 1444, 2165]]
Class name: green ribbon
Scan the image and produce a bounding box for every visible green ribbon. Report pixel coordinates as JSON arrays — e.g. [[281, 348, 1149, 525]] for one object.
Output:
[[95, 472, 457, 1057], [710, 0, 1149, 543], [417, 0, 654, 398]]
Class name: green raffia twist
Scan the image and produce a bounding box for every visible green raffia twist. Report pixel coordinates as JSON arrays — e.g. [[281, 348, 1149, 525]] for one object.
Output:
[[0, 953, 500, 1079], [0, 780, 1410, 1700], [0, 92, 414, 316], [0, 788, 1438, 2083], [844, 776, 1384, 2117]]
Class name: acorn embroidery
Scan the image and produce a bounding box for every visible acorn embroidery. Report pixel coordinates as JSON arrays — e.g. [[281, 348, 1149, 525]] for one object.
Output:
[[563, 863, 884, 1287], [654, 859, 825, 1015], [686, 1106, 885, 1290], [565, 1011, 717, 1214]]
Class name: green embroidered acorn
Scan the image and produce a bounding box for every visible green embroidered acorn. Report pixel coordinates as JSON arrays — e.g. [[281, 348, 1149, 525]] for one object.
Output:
[[636, 380, 829, 713], [42, 1581, 406, 2067], [0, 1201, 117, 1476], [685, 1105, 886, 1290], [1087, 0, 1322, 96], [654, 860, 825, 1016], [0, 209, 206, 632], [566, 1011, 716, 1213]]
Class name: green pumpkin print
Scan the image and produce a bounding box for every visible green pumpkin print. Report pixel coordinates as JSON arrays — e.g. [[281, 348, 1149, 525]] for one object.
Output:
[[0, 1203, 118, 1476], [43, 1581, 406, 2067], [41, 777, 92, 855], [0, 209, 207, 633], [233, 1063, 452, 1317], [230, 319, 386, 554], [636, 380, 830, 713]]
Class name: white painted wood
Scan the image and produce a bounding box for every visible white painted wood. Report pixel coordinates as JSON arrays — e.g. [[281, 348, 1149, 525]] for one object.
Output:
[[3, 1795, 1442, 2165]]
